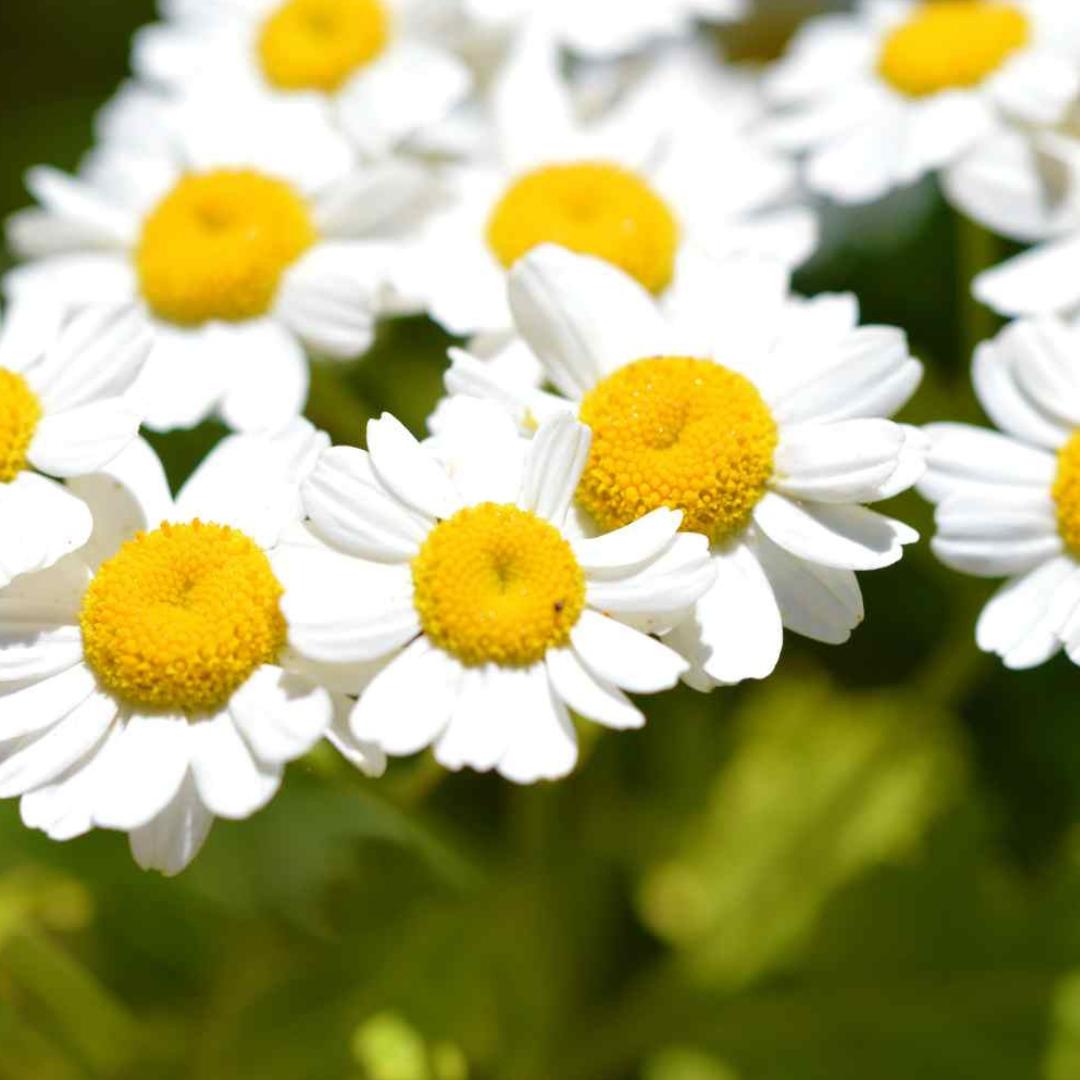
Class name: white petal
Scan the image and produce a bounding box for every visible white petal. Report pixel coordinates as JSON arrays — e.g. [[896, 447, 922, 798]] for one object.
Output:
[[0, 472, 92, 588], [324, 697, 387, 777], [749, 529, 864, 645], [350, 637, 463, 755], [28, 399, 141, 478], [190, 712, 282, 820], [974, 234, 1080, 318], [433, 664, 515, 773], [753, 491, 918, 571], [128, 774, 214, 877], [0, 690, 117, 798], [688, 540, 784, 684], [570, 609, 687, 694], [0, 619, 82, 685], [29, 305, 151, 412], [918, 422, 1056, 505], [313, 162, 431, 238], [508, 246, 671, 399], [303, 446, 430, 560], [772, 419, 917, 503], [228, 666, 334, 766], [932, 491, 1063, 577], [92, 714, 192, 830], [572, 508, 682, 576], [517, 413, 591, 526], [496, 666, 578, 785], [367, 413, 460, 520], [217, 321, 309, 433], [131, 324, 229, 433], [545, 647, 643, 730], [0, 662, 99, 740], [275, 243, 378, 360], [770, 327, 922, 424], [977, 556, 1080, 669]]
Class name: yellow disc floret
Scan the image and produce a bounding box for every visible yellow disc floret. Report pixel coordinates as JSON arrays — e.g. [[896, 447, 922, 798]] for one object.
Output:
[[80, 521, 286, 715], [577, 356, 778, 542], [487, 162, 679, 295], [136, 169, 316, 327], [878, 1, 1029, 98], [258, 0, 390, 92], [0, 369, 42, 484], [1054, 430, 1080, 557], [412, 503, 586, 668]]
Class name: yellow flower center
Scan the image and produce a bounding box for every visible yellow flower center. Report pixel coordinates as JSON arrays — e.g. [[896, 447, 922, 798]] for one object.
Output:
[[486, 162, 679, 295], [136, 169, 317, 327], [411, 503, 586, 668], [577, 356, 778, 542], [258, 0, 390, 92], [0, 369, 42, 484], [80, 522, 286, 715], [1053, 430, 1080, 557], [878, 1, 1029, 97]]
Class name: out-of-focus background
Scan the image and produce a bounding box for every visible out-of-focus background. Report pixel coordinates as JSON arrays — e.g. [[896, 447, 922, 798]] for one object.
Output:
[[3, 2, 1080, 1078]]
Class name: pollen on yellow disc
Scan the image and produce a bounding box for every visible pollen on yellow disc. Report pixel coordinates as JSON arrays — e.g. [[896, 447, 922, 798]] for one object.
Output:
[[80, 521, 287, 715], [258, 0, 390, 92], [136, 169, 316, 327], [878, 1, 1029, 97], [577, 356, 778, 543], [1053, 430, 1080, 556], [411, 503, 586, 668], [0, 369, 42, 484], [486, 162, 679, 295]]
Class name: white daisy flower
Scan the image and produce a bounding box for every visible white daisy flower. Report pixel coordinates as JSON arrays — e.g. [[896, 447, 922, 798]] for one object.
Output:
[[5, 102, 429, 433], [132, 0, 472, 158], [0, 296, 150, 589], [764, 0, 1080, 205], [463, 0, 748, 58], [403, 24, 817, 337], [963, 131, 1080, 317], [0, 423, 385, 876], [283, 405, 715, 782], [442, 245, 925, 687], [919, 317, 1080, 668]]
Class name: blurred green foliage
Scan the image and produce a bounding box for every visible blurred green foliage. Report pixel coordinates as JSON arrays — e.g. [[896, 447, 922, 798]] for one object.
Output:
[[3, 2, 1080, 1078]]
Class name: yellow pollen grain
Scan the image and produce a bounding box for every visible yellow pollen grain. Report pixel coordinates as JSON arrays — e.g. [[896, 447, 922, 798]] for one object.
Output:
[[79, 521, 286, 715], [577, 356, 778, 543], [486, 162, 679, 295], [878, 1, 1029, 97], [258, 0, 390, 92], [136, 169, 316, 327], [411, 503, 586, 668], [1054, 430, 1080, 557], [0, 369, 42, 484]]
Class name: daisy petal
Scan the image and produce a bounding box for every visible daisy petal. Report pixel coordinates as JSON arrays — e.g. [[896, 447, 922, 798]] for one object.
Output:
[[0, 662, 99, 740], [92, 714, 192, 831], [496, 665, 578, 784], [350, 637, 463, 755], [190, 713, 281, 821], [228, 666, 333, 766], [545, 646, 643, 730], [974, 234, 1080, 318], [0, 473, 92, 588], [217, 321, 309, 433], [518, 413, 591, 526], [128, 774, 214, 877], [753, 491, 918, 571], [367, 413, 460, 520], [28, 399, 142, 478], [572, 508, 682, 576], [570, 609, 687, 693], [434, 664, 514, 773]]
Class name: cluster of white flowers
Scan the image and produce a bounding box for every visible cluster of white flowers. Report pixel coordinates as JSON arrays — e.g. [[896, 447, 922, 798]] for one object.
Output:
[[2, 0, 1078, 876]]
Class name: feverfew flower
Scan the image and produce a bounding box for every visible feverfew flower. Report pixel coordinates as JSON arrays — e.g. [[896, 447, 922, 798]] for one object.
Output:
[[919, 318, 1080, 668], [0, 424, 384, 876], [132, 0, 472, 158], [6, 103, 428, 433], [404, 25, 816, 337], [764, 0, 1080, 205], [443, 245, 925, 687], [464, 0, 748, 58], [0, 298, 150, 588], [282, 407, 716, 782]]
